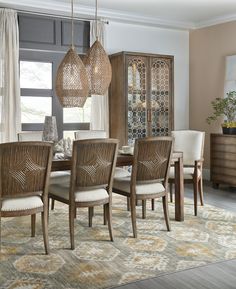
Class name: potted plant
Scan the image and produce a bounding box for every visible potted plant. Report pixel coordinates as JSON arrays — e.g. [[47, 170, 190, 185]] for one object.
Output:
[[206, 91, 236, 134]]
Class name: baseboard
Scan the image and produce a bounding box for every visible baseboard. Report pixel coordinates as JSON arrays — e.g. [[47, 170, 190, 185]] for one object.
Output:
[[203, 169, 210, 181]]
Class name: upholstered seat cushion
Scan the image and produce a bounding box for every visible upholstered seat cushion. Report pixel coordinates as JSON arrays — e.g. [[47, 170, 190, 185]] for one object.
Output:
[[50, 171, 70, 185], [169, 166, 201, 180], [114, 167, 131, 178], [1, 195, 43, 211], [113, 176, 165, 195], [49, 183, 109, 203]]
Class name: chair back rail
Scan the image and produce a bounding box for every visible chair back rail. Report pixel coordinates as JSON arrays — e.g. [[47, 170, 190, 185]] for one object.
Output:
[[74, 130, 107, 140], [17, 131, 43, 141]]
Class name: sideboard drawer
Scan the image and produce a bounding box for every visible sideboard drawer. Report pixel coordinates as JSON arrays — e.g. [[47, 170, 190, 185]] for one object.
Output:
[[210, 133, 236, 187]]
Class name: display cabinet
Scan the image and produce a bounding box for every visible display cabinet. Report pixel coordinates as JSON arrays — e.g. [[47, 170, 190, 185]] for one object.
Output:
[[109, 51, 174, 146]]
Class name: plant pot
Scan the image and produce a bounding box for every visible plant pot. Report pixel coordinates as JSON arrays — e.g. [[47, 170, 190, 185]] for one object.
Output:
[[222, 127, 236, 135]]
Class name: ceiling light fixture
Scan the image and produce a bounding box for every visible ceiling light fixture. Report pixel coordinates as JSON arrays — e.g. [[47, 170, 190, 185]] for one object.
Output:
[[56, 0, 89, 107], [83, 0, 112, 96]]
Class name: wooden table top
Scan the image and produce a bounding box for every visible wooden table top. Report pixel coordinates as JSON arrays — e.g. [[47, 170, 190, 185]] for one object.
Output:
[[51, 152, 182, 171]]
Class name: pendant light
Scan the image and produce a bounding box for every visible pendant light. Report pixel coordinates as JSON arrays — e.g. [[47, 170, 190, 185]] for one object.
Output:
[[56, 0, 89, 107], [83, 0, 112, 95]]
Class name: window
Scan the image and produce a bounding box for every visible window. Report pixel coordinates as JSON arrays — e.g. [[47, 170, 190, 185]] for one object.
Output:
[[20, 53, 91, 139], [19, 14, 90, 139]]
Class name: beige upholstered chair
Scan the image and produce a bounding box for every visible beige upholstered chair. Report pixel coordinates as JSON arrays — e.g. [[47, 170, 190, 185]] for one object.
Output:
[[169, 130, 205, 216], [113, 137, 173, 238], [74, 130, 107, 140], [49, 139, 118, 249], [0, 141, 53, 254], [17, 131, 43, 141]]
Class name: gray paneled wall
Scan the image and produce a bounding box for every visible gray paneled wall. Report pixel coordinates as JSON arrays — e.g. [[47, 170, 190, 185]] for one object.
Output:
[[18, 13, 90, 53]]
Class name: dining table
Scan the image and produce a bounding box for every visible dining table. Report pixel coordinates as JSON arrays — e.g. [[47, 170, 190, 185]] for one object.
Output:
[[51, 152, 184, 222]]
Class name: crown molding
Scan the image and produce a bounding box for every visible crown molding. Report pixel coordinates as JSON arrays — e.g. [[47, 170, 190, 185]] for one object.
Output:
[[2, 0, 236, 30], [0, 0, 194, 30], [195, 13, 236, 29]]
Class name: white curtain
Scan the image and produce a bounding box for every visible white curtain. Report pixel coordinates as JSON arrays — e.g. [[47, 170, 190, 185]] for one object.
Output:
[[0, 9, 21, 143], [89, 20, 109, 135]]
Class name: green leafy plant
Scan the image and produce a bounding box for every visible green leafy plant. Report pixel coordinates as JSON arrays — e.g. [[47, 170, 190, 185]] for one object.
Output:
[[206, 91, 236, 127]]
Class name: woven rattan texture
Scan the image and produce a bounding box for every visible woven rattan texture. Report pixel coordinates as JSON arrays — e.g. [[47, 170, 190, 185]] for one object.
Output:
[[0, 142, 52, 198], [135, 137, 172, 182], [56, 47, 89, 107], [83, 40, 112, 96], [74, 141, 117, 188]]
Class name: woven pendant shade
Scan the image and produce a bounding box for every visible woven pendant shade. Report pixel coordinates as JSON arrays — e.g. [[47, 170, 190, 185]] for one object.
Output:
[[83, 39, 112, 95], [56, 47, 89, 107]]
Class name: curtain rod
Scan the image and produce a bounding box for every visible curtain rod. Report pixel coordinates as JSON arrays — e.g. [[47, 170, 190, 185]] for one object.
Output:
[[0, 6, 109, 24]]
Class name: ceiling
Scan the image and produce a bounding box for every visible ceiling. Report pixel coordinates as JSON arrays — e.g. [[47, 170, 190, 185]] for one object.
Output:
[[2, 0, 236, 29]]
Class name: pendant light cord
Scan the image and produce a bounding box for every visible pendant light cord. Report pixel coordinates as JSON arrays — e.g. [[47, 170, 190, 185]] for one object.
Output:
[[95, 0, 98, 40], [71, 0, 74, 48]]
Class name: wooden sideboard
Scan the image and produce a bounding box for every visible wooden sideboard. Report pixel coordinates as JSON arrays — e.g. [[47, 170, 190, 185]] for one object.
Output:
[[210, 133, 236, 187]]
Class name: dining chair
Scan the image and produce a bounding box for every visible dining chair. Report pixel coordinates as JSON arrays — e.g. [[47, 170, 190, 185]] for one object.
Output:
[[169, 130, 205, 216], [0, 141, 53, 254], [49, 138, 118, 249], [113, 137, 173, 238], [17, 131, 71, 209], [74, 130, 107, 140], [17, 131, 43, 141], [74, 130, 130, 220]]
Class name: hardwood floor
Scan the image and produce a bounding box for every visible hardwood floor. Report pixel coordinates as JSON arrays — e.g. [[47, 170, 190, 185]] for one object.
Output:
[[185, 181, 236, 212], [112, 259, 236, 289], [111, 181, 236, 289]]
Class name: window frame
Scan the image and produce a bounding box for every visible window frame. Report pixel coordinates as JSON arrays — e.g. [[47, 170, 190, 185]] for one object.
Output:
[[20, 50, 90, 139]]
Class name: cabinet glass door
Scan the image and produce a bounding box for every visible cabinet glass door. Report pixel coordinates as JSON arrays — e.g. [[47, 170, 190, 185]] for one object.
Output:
[[127, 56, 147, 145], [150, 58, 171, 136]]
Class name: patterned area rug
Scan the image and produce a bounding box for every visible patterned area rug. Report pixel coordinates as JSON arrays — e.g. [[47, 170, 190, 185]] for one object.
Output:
[[1, 195, 236, 289]]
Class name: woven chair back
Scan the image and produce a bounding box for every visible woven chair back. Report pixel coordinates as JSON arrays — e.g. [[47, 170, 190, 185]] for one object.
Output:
[[72, 139, 118, 189], [0, 142, 52, 199], [133, 137, 173, 183]]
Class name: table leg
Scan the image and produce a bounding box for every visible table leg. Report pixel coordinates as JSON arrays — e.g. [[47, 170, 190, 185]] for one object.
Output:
[[174, 157, 184, 221]]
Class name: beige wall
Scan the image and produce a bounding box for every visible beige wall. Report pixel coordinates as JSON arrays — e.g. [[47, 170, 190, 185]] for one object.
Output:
[[190, 21, 236, 170]]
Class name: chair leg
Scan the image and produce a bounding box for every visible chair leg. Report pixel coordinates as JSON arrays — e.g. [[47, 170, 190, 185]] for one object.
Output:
[[169, 183, 173, 202], [103, 205, 107, 225], [89, 207, 93, 227], [51, 199, 55, 210], [69, 206, 75, 250], [127, 197, 130, 211], [199, 177, 204, 206], [74, 207, 77, 219], [151, 199, 155, 211], [193, 179, 198, 216], [106, 203, 114, 241], [142, 200, 146, 219], [130, 196, 137, 238], [31, 214, 36, 237], [41, 211, 49, 254], [162, 195, 171, 231]]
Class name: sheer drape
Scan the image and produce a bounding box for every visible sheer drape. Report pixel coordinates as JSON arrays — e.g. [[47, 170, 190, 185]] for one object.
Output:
[[89, 20, 109, 135], [0, 9, 21, 143]]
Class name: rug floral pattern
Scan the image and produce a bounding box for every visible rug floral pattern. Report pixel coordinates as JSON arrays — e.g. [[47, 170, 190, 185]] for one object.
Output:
[[0, 196, 236, 289]]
